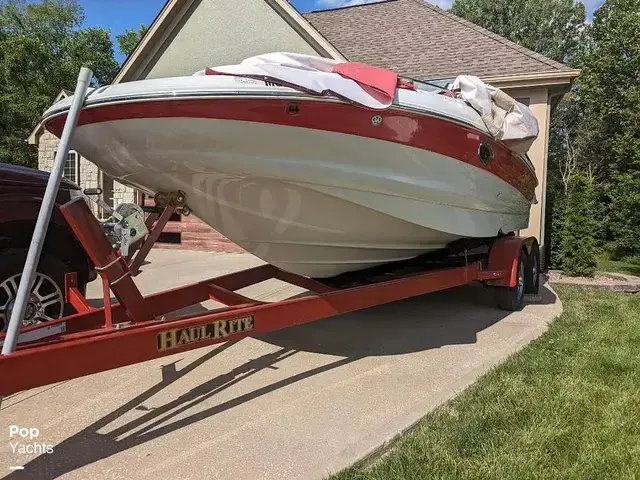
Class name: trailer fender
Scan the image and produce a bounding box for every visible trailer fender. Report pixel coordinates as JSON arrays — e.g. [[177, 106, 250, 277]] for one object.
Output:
[[486, 236, 538, 288]]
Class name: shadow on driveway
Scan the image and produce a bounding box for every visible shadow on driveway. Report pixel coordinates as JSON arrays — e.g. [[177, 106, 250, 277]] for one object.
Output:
[[6, 284, 556, 479]]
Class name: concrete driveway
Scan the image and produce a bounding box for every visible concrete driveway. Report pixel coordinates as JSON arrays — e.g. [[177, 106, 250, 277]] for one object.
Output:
[[0, 249, 561, 480]]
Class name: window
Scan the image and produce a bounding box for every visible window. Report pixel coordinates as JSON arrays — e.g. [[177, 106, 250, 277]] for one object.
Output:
[[54, 150, 80, 184]]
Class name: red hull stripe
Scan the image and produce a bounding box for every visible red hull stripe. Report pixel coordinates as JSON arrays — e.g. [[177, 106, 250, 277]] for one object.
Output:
[[46, 98, 537, 201]]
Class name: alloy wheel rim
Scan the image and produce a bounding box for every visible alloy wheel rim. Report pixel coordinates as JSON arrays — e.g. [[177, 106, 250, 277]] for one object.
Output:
[[0, 272, 64, 333]]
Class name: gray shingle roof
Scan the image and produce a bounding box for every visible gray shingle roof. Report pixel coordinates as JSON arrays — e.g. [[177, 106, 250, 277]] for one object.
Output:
[[304, 0, 577, 80]]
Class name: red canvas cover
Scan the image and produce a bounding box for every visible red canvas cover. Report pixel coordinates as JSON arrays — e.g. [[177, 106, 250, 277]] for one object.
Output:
[[332, 62, 399, 104]]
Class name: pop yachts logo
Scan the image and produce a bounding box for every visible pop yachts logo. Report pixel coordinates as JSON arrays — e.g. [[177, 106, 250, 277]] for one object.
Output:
[[9, 425, 54, 456]]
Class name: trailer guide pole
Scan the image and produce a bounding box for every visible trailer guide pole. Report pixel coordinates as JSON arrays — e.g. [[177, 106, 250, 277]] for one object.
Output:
[[1, 67, 93, 357]]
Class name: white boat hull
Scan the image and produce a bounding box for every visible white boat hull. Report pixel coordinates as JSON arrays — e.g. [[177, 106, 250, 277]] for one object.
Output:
[[67, 116, 532, 277], [42, 74, 537, 277]]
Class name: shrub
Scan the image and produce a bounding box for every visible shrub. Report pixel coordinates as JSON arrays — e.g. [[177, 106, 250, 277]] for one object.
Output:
[[561, 172, 598, 277], [607, 173, 640, 261], [627, 256, 640, 266], [548, 191, 566, 270]]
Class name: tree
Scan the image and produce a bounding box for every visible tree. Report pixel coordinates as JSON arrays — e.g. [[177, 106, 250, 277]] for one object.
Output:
[[116, 25, 148, 58], [0, 0, 119, 167], [546, 92, 587, 267], [560, 172, 598, 277], [450, 0, 586, 62], [578, 0, 640, 178], [547, 188, 566, 268], [607, 173, 640, 261], [576, 0, 640, 259]]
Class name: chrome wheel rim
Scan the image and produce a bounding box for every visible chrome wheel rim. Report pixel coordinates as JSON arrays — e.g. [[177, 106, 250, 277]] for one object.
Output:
[[0, 272, 64, 332]]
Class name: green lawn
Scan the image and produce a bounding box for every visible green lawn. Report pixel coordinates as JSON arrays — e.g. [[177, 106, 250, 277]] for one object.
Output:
[[330, 286, 640, 480], [597, 255, 640, 277]]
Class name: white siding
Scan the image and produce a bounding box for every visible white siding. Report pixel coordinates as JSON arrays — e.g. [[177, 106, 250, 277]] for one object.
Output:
[[142, 0, 320, 79]]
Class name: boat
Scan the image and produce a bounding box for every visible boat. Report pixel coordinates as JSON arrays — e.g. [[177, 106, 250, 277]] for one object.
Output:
[[41, 53, 538, 278]]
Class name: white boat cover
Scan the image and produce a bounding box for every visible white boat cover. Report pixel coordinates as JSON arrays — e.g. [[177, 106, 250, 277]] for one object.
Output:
[[197, 53, 538, 154], [450, 75, 539, 155], [196, 52, 400, 110]]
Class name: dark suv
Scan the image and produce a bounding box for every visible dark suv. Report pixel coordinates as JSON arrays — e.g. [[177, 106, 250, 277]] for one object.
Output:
[[0, 164, 96, 332]]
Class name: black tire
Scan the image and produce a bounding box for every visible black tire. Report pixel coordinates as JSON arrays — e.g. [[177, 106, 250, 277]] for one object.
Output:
[[525, 243, 540, 294], [495, 249, 527, 311], [0, 248, 78, 332]]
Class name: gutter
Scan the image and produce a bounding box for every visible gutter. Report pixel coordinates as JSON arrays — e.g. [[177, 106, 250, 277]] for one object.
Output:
[[113, 0, 189, 84], [483, 70, 580, 89]]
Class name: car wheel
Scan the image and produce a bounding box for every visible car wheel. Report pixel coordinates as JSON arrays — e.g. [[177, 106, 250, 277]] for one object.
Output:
[[0, 249, 73, 333]]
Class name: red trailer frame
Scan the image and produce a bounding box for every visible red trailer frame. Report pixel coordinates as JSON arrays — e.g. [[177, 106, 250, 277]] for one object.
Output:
[[0, 197, 538, 397]]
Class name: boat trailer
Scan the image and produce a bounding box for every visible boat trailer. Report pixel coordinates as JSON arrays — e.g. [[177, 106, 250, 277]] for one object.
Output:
[[0, 191, 539, 397], [0, 67, 540, 399]]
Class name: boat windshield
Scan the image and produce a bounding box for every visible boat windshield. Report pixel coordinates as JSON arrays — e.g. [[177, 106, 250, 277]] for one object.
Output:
[[401, 76, 453, 93], [521, 154, 536, 173]]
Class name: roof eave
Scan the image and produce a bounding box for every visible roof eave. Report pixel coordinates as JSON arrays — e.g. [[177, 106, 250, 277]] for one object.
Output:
[[482, 69, 580, 89], [27, 89, 71, 145], [267, 0, 347, 61], [113, 0, 189, 84]]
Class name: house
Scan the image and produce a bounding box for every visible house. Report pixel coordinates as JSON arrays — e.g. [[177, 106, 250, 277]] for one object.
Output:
[[32, 0, 579, 258]]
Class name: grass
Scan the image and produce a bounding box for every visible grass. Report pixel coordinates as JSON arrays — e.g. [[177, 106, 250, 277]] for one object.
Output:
[[597, 254, 640, 277], [330, 286, 640, 480]]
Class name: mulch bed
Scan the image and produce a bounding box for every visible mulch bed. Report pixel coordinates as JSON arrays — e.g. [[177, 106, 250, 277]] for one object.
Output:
[[548, 270, 640, 293]]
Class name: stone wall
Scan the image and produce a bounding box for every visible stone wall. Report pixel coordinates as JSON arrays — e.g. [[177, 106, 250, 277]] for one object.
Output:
[[113, 180, 137, 206], [37, 130, 65, 172]]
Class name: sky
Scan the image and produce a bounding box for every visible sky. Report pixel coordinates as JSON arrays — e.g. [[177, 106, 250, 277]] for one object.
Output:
[[78, 0, 606, 62]]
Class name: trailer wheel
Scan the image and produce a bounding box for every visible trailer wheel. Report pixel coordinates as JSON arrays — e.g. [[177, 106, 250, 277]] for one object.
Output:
[[525, 243, 540, 294], [495, 249, 526, 311]]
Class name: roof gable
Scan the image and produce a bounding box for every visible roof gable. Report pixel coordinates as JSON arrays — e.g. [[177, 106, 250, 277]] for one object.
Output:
[[114, 0, 345, 83], [304, 0, 578, 81], [28, 90, 71, 145]]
